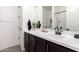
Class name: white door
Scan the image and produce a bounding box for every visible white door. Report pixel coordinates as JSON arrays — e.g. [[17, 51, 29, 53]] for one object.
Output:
[[0, 6, 20, 50]]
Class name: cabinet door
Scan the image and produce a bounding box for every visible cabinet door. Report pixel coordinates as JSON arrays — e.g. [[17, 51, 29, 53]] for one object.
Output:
[[35, 36, 47, 52], [48, 41, 76, 52], [47, 41, 54, 52], [29, 34, 36, 52], [24, 32, 30, 52]]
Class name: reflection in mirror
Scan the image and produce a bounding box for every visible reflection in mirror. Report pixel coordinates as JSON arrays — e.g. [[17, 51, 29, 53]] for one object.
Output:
[[54, 6, 66, 31], [42, 6, 66, 31], [54, 6, 79, 32], [42, 6, 52, 28], [33, 6, 79, 32], [67, 6, 79, 32]]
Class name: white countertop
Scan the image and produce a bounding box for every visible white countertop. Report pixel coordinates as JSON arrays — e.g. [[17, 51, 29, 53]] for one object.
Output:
[[24, 29, 79, 51]]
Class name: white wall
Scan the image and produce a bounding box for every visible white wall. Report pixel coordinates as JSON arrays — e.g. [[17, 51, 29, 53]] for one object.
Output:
[[23, 6, 35, 30], [67, 6, 79, 32], [34, 6, 42, 25], [0, 6, 19, 50]]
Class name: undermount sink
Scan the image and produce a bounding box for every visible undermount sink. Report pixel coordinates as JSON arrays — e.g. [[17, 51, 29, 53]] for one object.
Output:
[[49, 34, 65, 38], [47, 32, 73, 40], [45, 31, 71, 39], [34, 29, 73, 39]]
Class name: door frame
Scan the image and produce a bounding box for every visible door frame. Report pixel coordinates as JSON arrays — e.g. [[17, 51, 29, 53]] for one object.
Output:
[[18, 6, 25, 51]]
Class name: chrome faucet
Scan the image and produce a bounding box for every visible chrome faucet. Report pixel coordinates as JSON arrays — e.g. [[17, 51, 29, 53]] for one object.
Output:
[[55, 26, 62, 35]]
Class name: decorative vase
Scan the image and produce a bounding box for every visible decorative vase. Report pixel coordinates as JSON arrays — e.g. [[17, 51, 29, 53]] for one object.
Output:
[[27, 20, 32, 30]]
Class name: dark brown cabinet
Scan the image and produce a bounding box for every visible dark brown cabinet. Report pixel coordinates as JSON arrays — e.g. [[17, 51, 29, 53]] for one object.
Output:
[[24, 32, 36, 52], [29, 34, 36, 52], [24, 32, 76, 52], [35, 36, 47, 52], [24, 32, 47, 52], [47, 41, 76, 52], [24, 32, 29, 51]]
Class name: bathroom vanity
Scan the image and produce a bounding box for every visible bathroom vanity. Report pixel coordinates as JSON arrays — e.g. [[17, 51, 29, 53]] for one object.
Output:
[[23, 6, 79, 52], [24, 29, 79, 52]]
